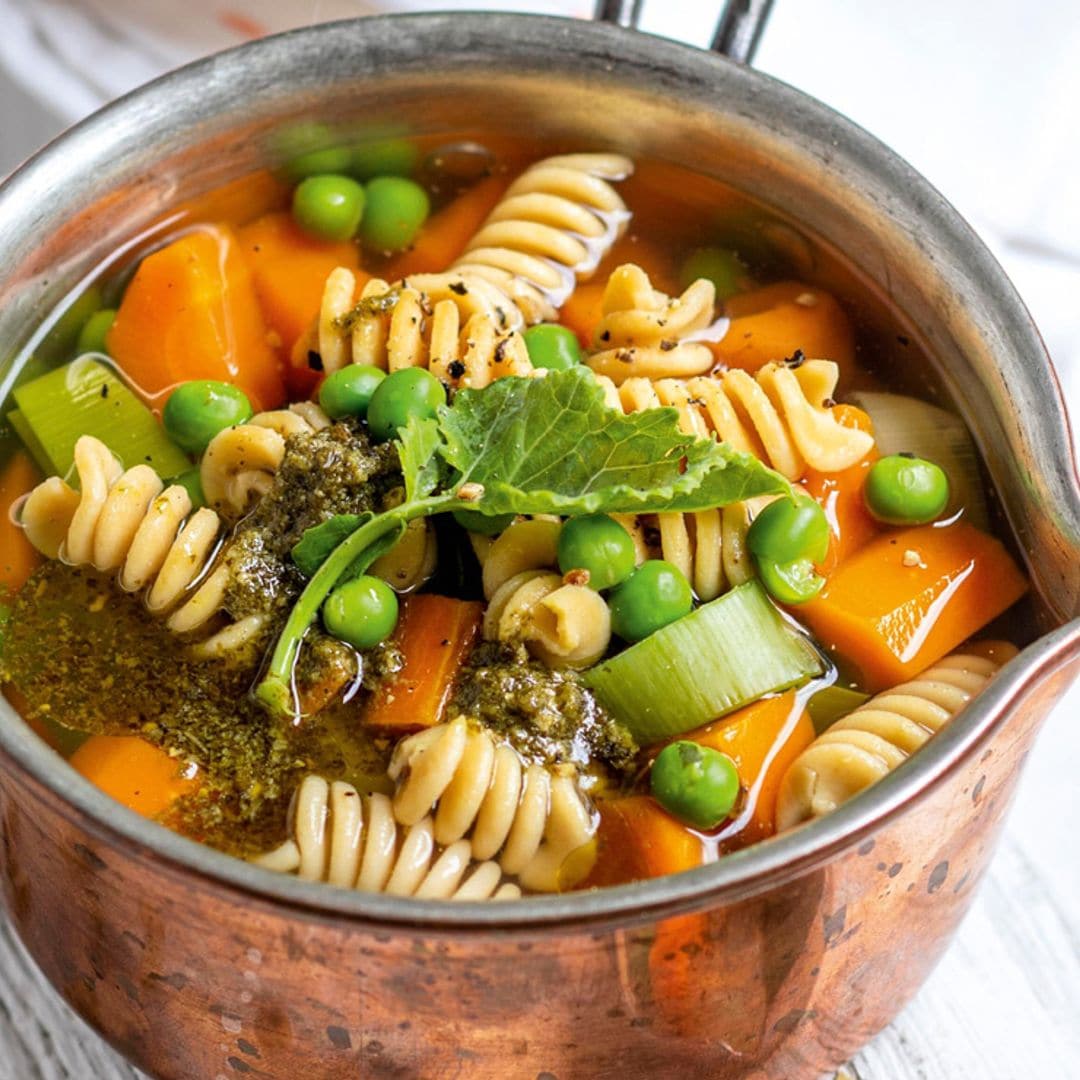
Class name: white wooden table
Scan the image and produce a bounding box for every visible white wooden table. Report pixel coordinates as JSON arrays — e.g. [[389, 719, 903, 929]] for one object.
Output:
[[0, 4, 1078, 1076]]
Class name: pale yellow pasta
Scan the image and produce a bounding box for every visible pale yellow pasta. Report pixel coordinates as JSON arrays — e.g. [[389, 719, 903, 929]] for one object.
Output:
[[586, 264, 717, 383], [480, 517, 561, 600], [388, 716, 597, 892], [451, 153, 633, 323], [199, 402, 332, 521], [369, 516, 438, 593], [251, 777, 520, 900], [484, 570, 611, 670], [776, 644, 1018, 829]]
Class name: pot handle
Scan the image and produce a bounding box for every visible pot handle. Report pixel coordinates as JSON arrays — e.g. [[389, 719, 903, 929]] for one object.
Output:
[[593, 0, 774, 65]]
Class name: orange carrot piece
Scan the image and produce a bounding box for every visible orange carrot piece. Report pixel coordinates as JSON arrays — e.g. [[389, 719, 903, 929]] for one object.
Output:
[[580, 796, 706, 889], [69, 735, 198, 820], [237, 210, 362, 355], [558, 279, 606, 348], [708, 281, 855, 375], [801, 521, 1028, 692], [107, 226, 285, 412], [383, 176, 511, 280], [803, 404, 882, 573], [0, 450, 41, 599], [678, 691, 815, 848], [362, 594, 483, 733]]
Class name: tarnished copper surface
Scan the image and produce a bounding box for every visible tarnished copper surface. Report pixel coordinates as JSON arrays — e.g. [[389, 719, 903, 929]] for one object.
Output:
[[0, 657, 1073, 1079]]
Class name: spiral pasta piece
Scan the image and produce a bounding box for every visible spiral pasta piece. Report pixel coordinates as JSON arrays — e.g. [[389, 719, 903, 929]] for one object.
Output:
[[776, 643, 1018, 829], [388, 717, 598, 892], [19, 435, 226, 635], [200, 401, 331, 520], [251, 777, 521, 900], [451, 153, 634, 323], [587, 263, 717, 383]]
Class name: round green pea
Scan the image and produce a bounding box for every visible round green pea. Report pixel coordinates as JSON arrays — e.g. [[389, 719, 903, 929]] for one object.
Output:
[[359, 176, 430, 253], [292, 174, 366, 241], [273, 123, 352, 180], [351, 138, 419, 180], [452, 509, 515, 536], [609, 560, 693, 642], [366, 367, 446, 442], [747, 496, 829, 566], [865, 454, 950, 525], [756, 555, 825, 605], [557, 514, 636, 591], [318, 364, 386, 420], [522, 324, 583, 372], [678, 247, 750, 300], [323, 575, 399, 649], [162, 380, 253, 455], [651, 741, 740, 830], [76, 308, 117, 356]]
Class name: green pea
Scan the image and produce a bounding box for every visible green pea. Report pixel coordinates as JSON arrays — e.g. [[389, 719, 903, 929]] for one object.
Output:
[[359, 176, 430, 253], [273, 123, 353, 181], [609, 560, 693, 642], [452, 509, 515, 536], [756, 555, 825, 605], [318, 364, 386, 419], [351, 138, 419, 180], [865, 454, 950, 525], [678, 247, 750, 300], [173, 467, 206, 510], [323, 575, 399, 649], [557, 514, 636, 591], [292, 174, 366, 241], [747, 496, 829, 565], [366, 367, 446, 442], [76, 308, 117, 356], [522, 324, 583, 372], [651, 741, 740, 830], [162, 380, 253, 455]]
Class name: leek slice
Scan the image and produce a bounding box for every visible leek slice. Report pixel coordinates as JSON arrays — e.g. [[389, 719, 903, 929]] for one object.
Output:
[[11, 358, 189, 480], [849, 391, 988, 529], [806, 684, 869, 734], [583, 581, 823, 744]]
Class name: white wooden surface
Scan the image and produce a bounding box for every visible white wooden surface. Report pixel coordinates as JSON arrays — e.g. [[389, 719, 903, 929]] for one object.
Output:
[[1, 3, 1078, 1077]]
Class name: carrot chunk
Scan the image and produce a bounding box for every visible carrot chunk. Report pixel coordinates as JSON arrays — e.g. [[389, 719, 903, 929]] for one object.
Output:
[[0, 450, 41, 598], [107, 227, 285, 412], [361, 594, 483, 733], [237, 210, 363, 354], [69, 735, 199, 820], [709, 281, 855, 375], [801, 521, 1028, 691]]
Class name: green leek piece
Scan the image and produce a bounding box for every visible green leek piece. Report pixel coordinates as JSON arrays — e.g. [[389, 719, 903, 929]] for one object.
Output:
[[583, 581, 823, 745], [806, 684, 870, 735], [11, 358, 190, 480]]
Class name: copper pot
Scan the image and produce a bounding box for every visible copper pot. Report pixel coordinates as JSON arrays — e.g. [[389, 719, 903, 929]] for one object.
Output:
[[0, 12, 1077, 1079]]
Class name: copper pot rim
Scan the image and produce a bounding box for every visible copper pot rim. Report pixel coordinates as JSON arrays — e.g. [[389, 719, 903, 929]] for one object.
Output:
[[0, 13, 1077, 934]]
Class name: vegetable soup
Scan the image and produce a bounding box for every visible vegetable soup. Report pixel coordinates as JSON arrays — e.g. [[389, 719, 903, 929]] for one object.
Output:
[[0, 134, 1030, 899]]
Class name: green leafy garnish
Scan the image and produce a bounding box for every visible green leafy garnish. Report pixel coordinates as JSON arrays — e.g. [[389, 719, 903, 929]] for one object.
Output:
[[292, 514, 367, 577], [255, 368, 791, 719]]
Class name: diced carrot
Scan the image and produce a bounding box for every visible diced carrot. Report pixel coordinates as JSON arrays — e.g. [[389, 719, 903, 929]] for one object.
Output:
[[107, 226, 285, 412], [679, 691, 815, 848], [237, 210, 363, 355], [708, 281, 855, 376], [361, 594, 483, 733], [0, 450, 41, 598], [69, 735, 199, 820], [383, 176, 511, 280], [801, 521, 1028, 692], [174, 169, 288, 227], [803, 404, 882, 573], [580, 796, 705, 889]]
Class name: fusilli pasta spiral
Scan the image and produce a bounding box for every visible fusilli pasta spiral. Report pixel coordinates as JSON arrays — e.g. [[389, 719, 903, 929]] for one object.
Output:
[[388, 716, 598, 892], [776, 643, 1018, 829], [450, 153, 634, 323], [200, 401, 331, 520], [586, 263, 717, 383], [251, 777, 521, 900]]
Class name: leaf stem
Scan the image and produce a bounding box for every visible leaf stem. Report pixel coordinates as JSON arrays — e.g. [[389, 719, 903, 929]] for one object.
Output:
[[254, 495, 450, 720]]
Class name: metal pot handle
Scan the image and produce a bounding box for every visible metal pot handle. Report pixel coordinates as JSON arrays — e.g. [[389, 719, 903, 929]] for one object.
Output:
[[593, 0, 774, 65]]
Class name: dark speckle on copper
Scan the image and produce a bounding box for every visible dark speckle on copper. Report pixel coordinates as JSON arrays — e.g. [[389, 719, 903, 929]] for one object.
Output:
[[858, 838, 876, 856], [237, 1039, 259, 1058], [74, 843, 107, 871], [227, 1057, 252, 1074], [773, 1008, 816, 1034], [398, 1020, 412, 1031], [972, 776, 986, 804], [327, 1026, 351, 1049], [810, 966, 820, 977], [928, 861, 949, 893], [823, 905, 847, 947], [537, 1072, 559, 1080], [876, 862, 887, 872], [888, 863, 903, 878], [953, 871, 971, 894]]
